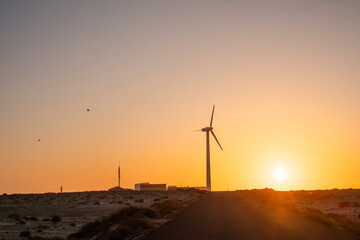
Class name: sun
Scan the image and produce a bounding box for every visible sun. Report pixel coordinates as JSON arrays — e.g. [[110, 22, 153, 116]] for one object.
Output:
[[274, 168, 287, 181]]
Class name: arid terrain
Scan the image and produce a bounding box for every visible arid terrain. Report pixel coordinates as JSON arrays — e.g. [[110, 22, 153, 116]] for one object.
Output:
[[144, 190, 360, 240], [293, 189, 360, 224], [241, 188, 360, 233], [2, 189, 360, 240], [0, 189, 204, 240]]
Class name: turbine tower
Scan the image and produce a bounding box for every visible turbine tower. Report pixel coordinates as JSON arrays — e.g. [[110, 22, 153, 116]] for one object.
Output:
[[197, 105, 223, 191], [118, 162, 120, 188]]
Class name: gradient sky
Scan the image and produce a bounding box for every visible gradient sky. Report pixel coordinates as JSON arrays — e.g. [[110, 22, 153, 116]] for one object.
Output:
[[1, 0, 360, 193]]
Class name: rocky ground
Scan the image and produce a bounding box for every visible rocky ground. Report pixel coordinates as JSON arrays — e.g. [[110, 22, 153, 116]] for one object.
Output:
[[237, 188, 360, 236], [0, 189, 204, 240], [293, 189, 360, 223]]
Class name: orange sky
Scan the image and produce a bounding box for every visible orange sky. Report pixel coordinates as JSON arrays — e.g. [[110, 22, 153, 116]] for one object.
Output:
[[1, 1, 360, 193]]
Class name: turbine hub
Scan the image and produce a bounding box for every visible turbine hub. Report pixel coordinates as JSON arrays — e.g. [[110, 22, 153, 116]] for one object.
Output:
[[201, 127, 213, 132]]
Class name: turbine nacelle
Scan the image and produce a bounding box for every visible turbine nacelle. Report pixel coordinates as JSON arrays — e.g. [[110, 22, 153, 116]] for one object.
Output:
[[201, 127, 213, 132]]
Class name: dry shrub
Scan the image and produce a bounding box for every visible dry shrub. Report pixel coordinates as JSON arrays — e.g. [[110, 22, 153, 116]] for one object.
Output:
[[24, 216, 39, 221], [326, 213, 360, 235], [338, 201, 351, 208], [300, 207, 360, 235], [8, 213, 21, 221], [303, 208, 332, 225], [37, 224, 50, 230], [51, 215, 62, 223], [152, 199, 182, 216], [19, 230, 31, 237], [68, 207, 160, 240], [30, 237, 64, 240], [353, 202, 360, 208]]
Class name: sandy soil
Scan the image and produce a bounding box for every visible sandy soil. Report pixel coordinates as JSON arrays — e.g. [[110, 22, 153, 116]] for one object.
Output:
[[234, 188, 360, 236], [293, 189, 360, 223], [0, 190, 202, 240]]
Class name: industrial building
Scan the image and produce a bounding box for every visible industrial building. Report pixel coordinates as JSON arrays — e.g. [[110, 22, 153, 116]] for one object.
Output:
[[134, 182, 166, 191]]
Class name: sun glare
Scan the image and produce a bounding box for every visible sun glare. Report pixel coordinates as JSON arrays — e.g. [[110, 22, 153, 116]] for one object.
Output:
[[274, 168, 287, 181]]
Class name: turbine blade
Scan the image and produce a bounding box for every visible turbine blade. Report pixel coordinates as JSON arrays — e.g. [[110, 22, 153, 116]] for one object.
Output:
[[210, 105, 215, 127], [193, 129, 202, 132], [211, 130, 223, 151]]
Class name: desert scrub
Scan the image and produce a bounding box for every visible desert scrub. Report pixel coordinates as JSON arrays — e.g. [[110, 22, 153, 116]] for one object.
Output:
[[152, 199, 182, 217], [68, 207, 160, 240], [338, 201, 351, 208], [8, 213, 21, 221], [50, 215, 62, 222], [18, 219, 26, 224], [301, 207, 360, 235], [302, 208, 332, 225], [37, 224, 50, 230], [326, 212, 360, 235], [19, 230, 31, 237], [24, 216, 38, 221], [30, 216, 39, 221]]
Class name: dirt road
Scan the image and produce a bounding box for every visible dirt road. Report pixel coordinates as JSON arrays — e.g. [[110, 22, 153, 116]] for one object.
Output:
[[143, 192, 360, 240]]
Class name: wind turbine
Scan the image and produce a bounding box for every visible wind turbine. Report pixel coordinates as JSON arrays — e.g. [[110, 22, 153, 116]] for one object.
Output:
[[197, 105, 223, 192]]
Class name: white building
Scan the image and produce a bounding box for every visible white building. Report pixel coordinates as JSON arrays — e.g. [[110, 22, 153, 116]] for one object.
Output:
[[135, 182, 149, 191]]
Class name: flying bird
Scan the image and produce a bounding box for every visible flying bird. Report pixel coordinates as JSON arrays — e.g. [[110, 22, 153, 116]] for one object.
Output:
[[38, 139, 40, 142], [86, 109, 90, 112]]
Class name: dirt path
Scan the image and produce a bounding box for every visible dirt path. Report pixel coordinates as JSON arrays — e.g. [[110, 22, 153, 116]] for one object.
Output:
[[143, 192, 360, 240]]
